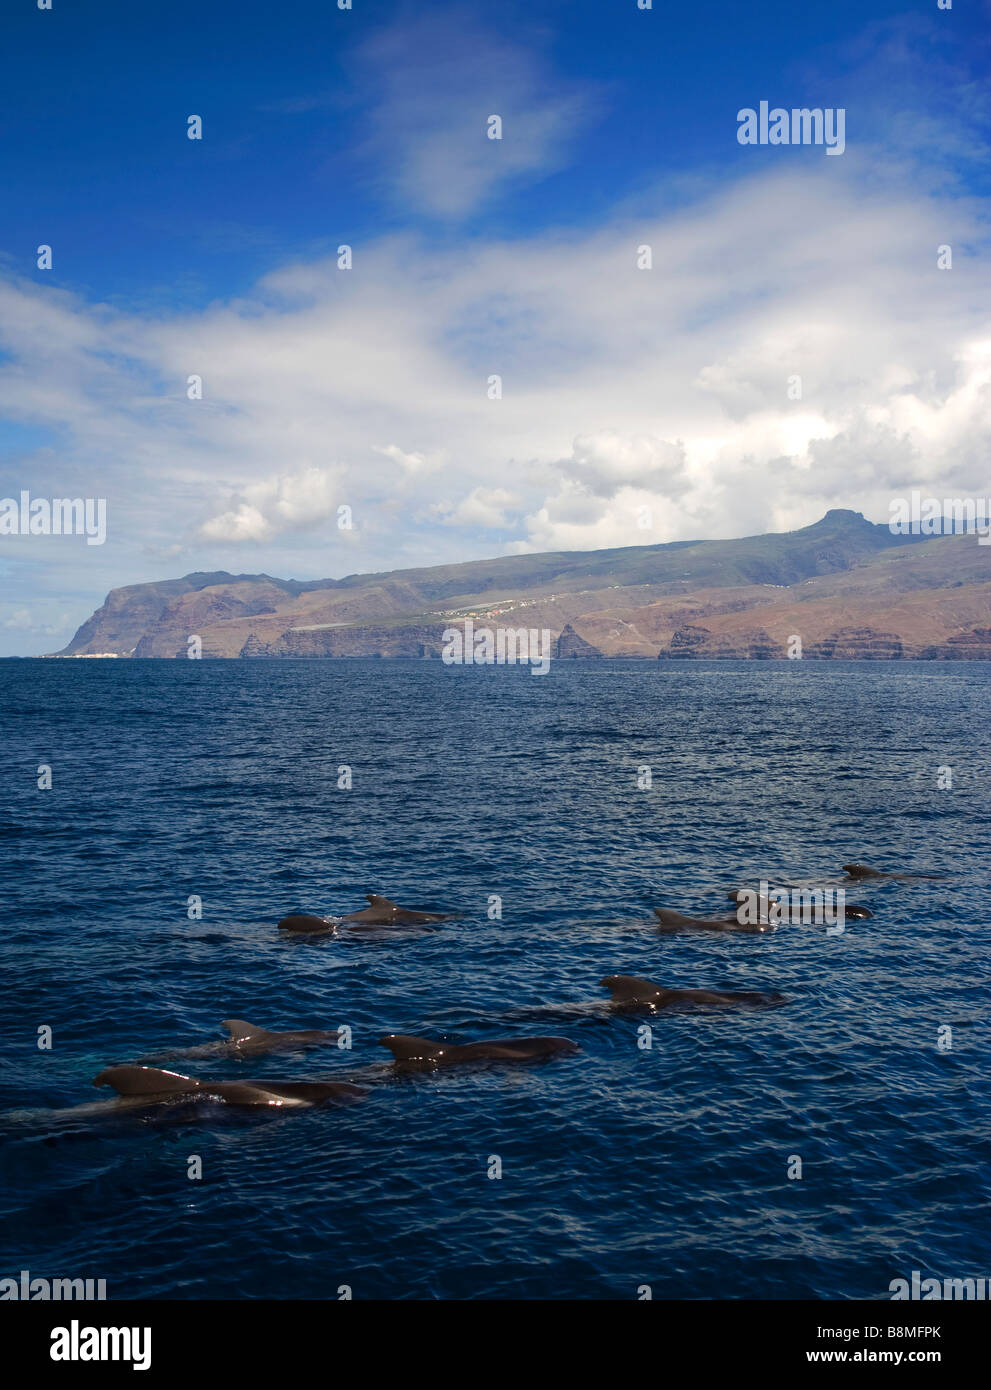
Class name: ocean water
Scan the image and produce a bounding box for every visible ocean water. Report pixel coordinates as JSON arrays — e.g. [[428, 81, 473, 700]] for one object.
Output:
[[0, 657, 988, 1301]]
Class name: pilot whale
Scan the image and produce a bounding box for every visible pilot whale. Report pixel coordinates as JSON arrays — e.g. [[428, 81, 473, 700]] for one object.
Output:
[[341, 894, 451, 925], [601, 975, 787, 1011], [277, 914, 337, 935], [93, 1065, 364, 1108], [140, 1019, 343, 1063], [379, 1034, 579, 1066], [278, 896, 451, 934], [841, 863, 943, 882], [653, 906, 774, 934], [726, 889, 873, 921], [218, 1019, 342, 1053]]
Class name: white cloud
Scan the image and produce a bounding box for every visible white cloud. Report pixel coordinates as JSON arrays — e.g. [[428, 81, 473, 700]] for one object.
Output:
[[199, 465, 342, 542], [351, 11, 600, 219], [432, 486, 521, 528], [558, 431, 690, 500], [374, 444, 442, 476], [0, 160, 989, 585], [2, 606, 69, 636]]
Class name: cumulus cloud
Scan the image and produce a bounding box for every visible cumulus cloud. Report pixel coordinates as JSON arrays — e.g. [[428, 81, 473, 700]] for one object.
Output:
[[432, 486, 522, 528], [1, 157, 990, 587], [199, 465, 342, 543], [558, 431, 690, 500]]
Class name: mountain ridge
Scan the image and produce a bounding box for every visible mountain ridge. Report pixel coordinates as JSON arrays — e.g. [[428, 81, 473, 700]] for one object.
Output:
[[52, 510, 991, 661]]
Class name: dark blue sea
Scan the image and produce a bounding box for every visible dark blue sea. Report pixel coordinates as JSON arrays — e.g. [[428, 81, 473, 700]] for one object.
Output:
[[1, 658, 988, 1300]]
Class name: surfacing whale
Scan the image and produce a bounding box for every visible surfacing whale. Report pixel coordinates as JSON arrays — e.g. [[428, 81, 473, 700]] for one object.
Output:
[[841, 863, 943, 882], [341, 894, 451, 925], [219, 1019, 342, 1053], [601, 975, 786, 1011], [277, 913, 337, 935], [653, 906, 774, 934], [278, 896, 451, 933], [140, 1019, 343, 1063], [726, 888, 873, 921], [379, 1034, 579, 1067], [93, 1065, 364, 1108]]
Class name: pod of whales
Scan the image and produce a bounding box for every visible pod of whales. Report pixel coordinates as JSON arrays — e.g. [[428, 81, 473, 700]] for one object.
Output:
[[39, 857, 937, 1126], [93, 1065, 364, 1108], [601, 975, 786, 1011], [379, 1034, 579, 1066]]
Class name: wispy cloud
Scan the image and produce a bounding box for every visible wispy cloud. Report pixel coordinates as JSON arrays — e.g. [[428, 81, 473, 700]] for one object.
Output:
[[350, 8, 602, 219]]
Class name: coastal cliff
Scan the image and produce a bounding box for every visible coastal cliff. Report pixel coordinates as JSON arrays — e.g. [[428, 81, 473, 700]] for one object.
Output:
[[54, 510, 991, 661]]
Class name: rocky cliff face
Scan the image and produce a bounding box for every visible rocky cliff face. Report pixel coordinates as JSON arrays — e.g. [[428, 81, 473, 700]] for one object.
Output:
[[52, 511, 990, 661], [237, 623, 450, 658], [920, 627, 991, 659], [657, 624, 907, 659], [555, 623, 603, 658]]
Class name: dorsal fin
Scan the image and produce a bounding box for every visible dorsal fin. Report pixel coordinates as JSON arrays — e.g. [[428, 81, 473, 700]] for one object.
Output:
[[93, 1065, 201, 1096], [653, 907, 690, 925], [367, 894, 398, 909], [221, 1019, 270, 1042], [378, 1034, 445, 1061]]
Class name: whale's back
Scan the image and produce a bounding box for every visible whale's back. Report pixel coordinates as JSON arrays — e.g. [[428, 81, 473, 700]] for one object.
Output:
[[93, 1065, 200, 1097]]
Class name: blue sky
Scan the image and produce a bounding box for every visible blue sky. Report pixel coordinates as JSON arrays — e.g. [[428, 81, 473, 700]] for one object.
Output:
[[1, 0, 990, 652]]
